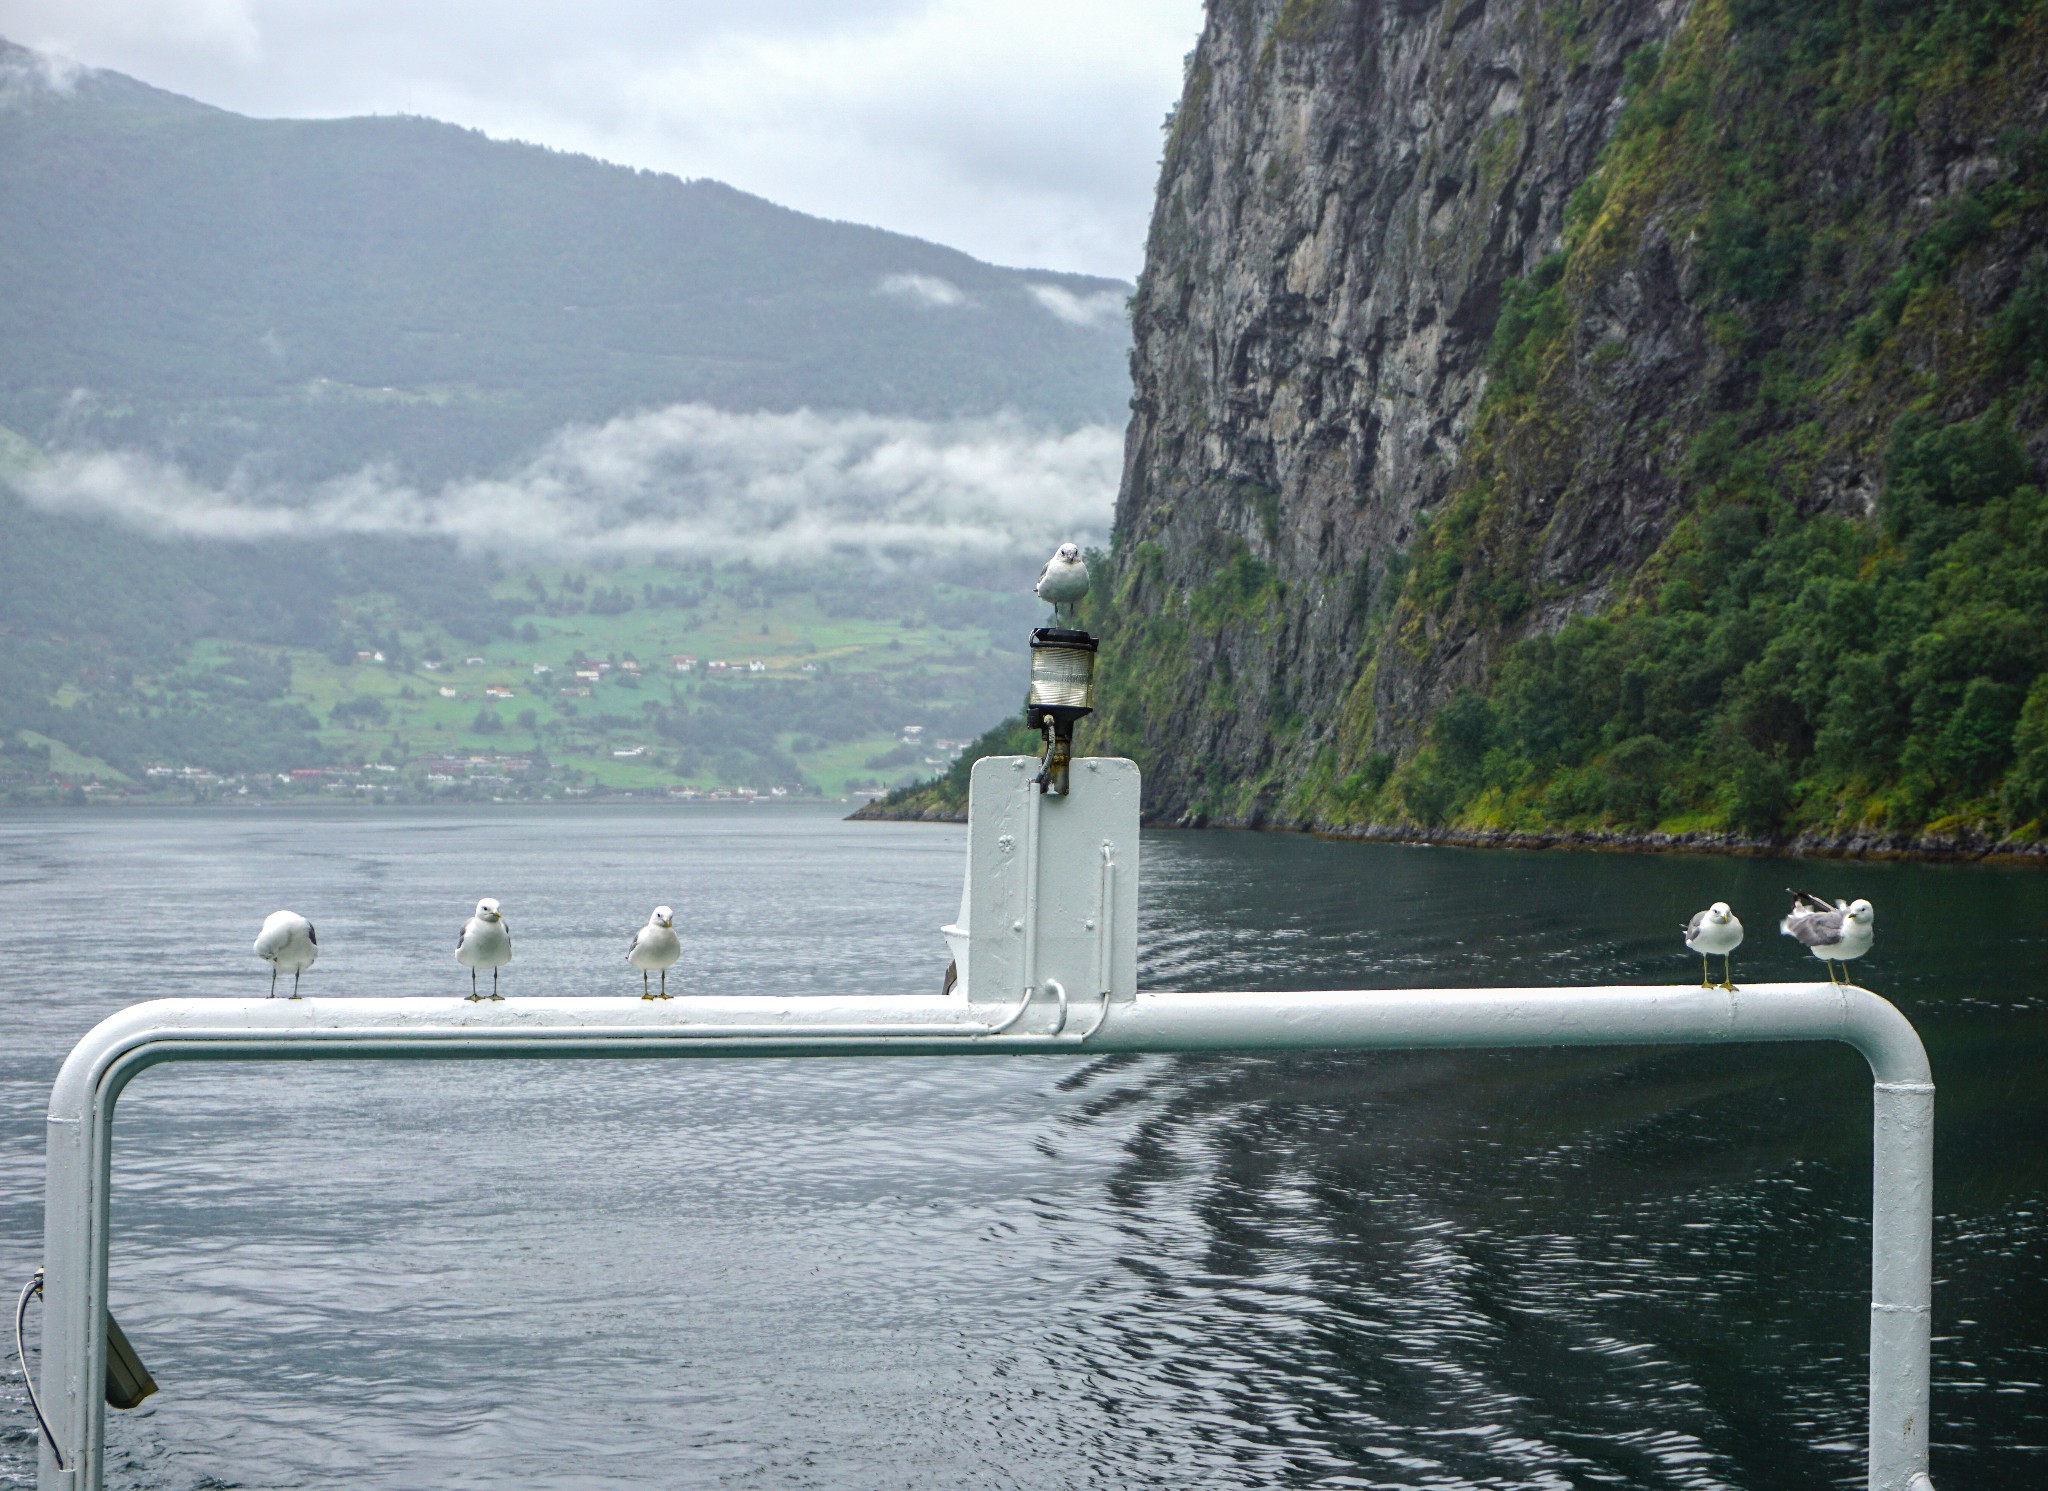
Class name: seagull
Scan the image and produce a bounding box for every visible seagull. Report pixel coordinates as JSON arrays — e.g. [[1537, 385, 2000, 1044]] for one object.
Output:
[[1682, 901, 1743, 989], [253, 910, 318, 998], [457, 897, 511, 1000], [627, 905, 680, 999], [1034, 542, 1090, 623], [1780, 889, 1875, 985]]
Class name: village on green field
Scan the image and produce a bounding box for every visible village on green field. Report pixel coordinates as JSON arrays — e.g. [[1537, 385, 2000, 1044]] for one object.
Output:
[[11, 563, 1034, 805]]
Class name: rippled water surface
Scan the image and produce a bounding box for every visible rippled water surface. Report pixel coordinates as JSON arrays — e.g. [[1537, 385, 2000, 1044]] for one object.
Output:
[[1, 806, 2043, 1489]]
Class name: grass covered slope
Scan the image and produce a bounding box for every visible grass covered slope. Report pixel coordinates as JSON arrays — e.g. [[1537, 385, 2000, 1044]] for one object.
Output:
[[1069, 0, 2048, 854], [0, 482, 1038, 802]]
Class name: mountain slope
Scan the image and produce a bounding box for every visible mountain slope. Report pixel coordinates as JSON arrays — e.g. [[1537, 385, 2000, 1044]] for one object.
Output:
[[0, 38, 1129, 485], [0, 40, 1124, 797], [1060, 0, 2048, 854]]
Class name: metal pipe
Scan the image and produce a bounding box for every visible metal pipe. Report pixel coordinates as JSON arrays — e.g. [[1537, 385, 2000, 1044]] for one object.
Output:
[[1020, 779, 1042, 1000], [1044, 979, 1068, 1037], [1870, 1077, 1934, 1491], [1096, 843, 1113, 1000], [1074, 990, 1113, 1044], [39, 982, 1933, 1491]]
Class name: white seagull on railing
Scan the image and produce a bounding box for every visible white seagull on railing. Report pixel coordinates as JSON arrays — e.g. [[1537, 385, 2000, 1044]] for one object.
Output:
[[1780, 890, 1874, 985], [458, 897, 511, 1001], [253, 910, 318, 998], [1682, 901, 1743, 989], [627, 905, 680, 999], [1034, 542, 1090, 623]]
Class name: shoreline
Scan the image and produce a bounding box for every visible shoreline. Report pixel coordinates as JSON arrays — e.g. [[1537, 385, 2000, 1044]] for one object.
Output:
[[847, 800, 2048, 866], [5, 795, 849, 812]]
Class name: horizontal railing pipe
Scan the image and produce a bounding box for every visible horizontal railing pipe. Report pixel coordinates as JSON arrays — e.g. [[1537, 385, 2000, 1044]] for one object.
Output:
[[39, 983, 1931, 1491]]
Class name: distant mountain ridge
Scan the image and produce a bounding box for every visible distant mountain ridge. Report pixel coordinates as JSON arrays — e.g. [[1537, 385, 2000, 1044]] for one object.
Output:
[[0, 37, 1131, 485], [0, 38, 1129, 798]]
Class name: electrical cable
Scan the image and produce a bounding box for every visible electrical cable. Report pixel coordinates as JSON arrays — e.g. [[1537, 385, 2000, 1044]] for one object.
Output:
[[14, 1267, 67, 1471]]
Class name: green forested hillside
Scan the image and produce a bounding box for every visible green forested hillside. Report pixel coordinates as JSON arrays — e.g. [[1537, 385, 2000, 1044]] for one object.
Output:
[[1323, 0, 2048, 849], [0, 480, 1039, 801], [0, 39, 1128, 485], [881, 0, 2048, 854], [0, 40, 1130, 798], [0, 41, 1120, 798]]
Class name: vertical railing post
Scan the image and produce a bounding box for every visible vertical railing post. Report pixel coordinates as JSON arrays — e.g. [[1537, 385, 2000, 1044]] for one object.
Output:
[[39, 1107, 91, 1490], [1868, 1076, 1936, 1491]]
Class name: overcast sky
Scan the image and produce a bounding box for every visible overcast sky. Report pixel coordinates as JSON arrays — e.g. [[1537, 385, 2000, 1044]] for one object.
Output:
[[0, 0, 1203, 279]]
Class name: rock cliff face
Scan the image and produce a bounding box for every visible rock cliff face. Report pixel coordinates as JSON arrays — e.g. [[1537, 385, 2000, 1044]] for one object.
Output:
[[1101, 0, 1693, 820], [868, 1, 2048, 852], [1089, 0, 2048, 847]]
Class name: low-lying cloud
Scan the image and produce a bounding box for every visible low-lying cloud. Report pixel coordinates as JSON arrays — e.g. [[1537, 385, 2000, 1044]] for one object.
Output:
[[1028, 284, 1125, 329], [11, 403, 1125, 562], [0, 41, 85, 104], [875, 272, 970, 309]]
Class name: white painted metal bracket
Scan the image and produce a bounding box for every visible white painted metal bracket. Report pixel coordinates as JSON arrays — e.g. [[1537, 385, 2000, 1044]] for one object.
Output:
[[942, 754, 1138, 1018]]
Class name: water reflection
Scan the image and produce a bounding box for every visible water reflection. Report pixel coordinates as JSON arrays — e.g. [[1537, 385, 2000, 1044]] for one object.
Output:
[[0, 808, 2041, 1489]]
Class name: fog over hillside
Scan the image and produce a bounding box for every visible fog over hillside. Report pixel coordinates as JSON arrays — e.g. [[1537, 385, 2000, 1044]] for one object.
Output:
[[0, 38, 1136, 798], [17, 407, 1124, 563], [0, 36, 1132, 548]]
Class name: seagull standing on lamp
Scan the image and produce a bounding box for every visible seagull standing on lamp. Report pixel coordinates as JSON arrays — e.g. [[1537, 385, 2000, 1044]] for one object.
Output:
[[1028, 543, 1096, 796]]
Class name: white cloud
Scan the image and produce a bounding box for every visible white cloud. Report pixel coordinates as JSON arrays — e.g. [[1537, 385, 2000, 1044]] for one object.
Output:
[[11, 404, 1123, 562], [0, 38, 83, 101], [876, 273, 969, 309], [1028, 284, 1126, 329], [0, 0, 1202, 276]]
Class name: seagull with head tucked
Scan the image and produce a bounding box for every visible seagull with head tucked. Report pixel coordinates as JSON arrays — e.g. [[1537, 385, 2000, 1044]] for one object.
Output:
[[1780, 890, 1874, 985], [1682, 901, 1742, 989], [458, 897, 511, 1000], [1035, 542, 1090, 624], [628, 905, 680, 999], [253, 910, 318, 998]]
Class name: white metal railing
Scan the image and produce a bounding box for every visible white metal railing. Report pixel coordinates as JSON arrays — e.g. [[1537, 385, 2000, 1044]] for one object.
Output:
[[29, 981, 1934, 1491]]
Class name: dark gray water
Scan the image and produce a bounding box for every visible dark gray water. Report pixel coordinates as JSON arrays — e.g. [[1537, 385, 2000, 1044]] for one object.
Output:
[[1, 806, 2042, 1489]]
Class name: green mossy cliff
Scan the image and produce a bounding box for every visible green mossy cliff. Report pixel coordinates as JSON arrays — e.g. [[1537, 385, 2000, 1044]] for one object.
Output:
[[871, 0, 2048, 856]]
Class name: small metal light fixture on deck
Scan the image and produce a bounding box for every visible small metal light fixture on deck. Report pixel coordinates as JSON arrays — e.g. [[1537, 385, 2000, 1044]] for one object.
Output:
[[1026, 626, 1098, 795]]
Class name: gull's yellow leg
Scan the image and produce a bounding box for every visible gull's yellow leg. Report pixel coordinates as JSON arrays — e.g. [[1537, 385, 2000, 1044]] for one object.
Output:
[[1700, 954, 1712, 988], [1721, 955, 1737, 992]]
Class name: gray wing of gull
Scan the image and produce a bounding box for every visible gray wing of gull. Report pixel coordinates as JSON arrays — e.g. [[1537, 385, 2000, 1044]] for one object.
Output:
[[1788, 909, 1845, 947], [1684, 911, 1706, 939], [626, 928, 643, 960]]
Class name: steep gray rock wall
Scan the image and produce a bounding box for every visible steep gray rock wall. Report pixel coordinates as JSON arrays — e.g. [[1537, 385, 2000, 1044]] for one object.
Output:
[[1103, 0, 1691, 822]]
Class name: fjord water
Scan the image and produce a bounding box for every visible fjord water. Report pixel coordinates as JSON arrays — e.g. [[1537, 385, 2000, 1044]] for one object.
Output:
[[1, 808, 2041, 1490]]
